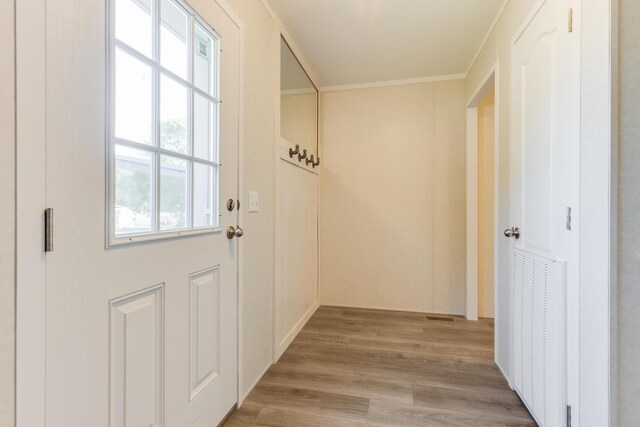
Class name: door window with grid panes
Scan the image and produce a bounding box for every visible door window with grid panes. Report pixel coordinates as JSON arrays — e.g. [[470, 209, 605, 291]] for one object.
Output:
[[109, 0, 220, 244]]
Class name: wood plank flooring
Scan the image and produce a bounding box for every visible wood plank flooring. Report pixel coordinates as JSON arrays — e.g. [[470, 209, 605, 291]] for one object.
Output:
[[223, 306, 535, 426]]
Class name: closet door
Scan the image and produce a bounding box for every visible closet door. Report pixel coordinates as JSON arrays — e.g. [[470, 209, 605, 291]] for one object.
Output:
[[508, 0, 578, 425]]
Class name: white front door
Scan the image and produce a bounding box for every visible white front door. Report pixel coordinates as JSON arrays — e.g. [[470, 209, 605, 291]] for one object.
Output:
[[42, 0, 241, 425], [509, 1, 579, 426]]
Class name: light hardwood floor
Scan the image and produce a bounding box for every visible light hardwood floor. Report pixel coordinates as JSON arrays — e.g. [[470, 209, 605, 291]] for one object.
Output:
[[223, 306, 535, 426]]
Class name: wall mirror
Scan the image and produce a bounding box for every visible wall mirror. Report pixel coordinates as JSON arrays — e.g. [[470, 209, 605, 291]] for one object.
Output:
[[280, 36, 318, 154]]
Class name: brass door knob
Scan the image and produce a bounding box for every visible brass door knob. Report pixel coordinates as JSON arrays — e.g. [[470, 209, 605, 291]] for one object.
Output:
[[504, 227, 520, 239], [227, 226, 244, 239]]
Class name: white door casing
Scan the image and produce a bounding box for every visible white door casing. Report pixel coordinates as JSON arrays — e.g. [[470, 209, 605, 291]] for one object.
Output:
[[465, 67, 503, 375], [17, 0, 242, 425], [510, 1, 580, 426]]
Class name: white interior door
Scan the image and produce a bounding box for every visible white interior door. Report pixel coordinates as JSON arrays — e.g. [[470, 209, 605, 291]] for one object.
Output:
[[509, 1, 579, 426], [42, 0, 240, 425]]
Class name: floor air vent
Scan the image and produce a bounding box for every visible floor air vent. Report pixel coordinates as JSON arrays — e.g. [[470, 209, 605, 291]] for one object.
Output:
[[426, 315, 454, 321]]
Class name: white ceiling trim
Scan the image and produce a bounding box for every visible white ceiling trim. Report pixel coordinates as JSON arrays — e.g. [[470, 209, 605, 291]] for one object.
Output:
[[320, 73, 466, 93], [259, 0, 322, 87], [464, 0, 509, 75], [281, 88, 317, 95]]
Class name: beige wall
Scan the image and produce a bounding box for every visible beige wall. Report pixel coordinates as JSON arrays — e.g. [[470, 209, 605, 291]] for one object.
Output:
[[0, 0, 15, 424], [223, 0, 276, 397], [617, 0, 639, 423], [319, 80, 466, 315], [465, 0, 539, 377], [224, 0, 322, 399], [275, 160, 318, 355], [477, 90, 494, 319]]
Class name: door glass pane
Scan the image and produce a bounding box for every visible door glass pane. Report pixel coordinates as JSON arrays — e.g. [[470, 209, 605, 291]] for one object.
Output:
[[115, 48, 153, 145], [161, 0, 189, 80], [115, 0, 153, 57], [115, 145, 153, 235], [193, 93, 216, 161], [193, 163, 216, 227], [160, 75, 188, 154], [160, 155, 188, 230], [194, 23, 215, 96], [111, 0, 221, 241]]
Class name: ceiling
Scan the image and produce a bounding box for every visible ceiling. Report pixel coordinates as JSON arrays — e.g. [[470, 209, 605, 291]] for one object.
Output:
[[266, 0, 505, 88]]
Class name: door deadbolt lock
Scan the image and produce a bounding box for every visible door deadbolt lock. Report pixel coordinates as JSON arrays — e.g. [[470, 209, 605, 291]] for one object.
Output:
[[226, 199, 236, 211], [504, 227, 521, 239], [227, 226, 244, 239]]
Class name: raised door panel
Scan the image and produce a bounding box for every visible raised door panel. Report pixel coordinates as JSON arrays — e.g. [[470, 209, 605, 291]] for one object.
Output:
[[110, 286, 164, 427], [520, 31, 555, 257], [189, 267, 220, 400]]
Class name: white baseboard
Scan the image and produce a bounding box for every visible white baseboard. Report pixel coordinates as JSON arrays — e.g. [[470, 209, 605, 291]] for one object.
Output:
[[319, 302, 464, 317], [275, 301, 320, 360], [239, 361, 272, 405], [240, 300, 320, 405], [496, 359, 513, 390]]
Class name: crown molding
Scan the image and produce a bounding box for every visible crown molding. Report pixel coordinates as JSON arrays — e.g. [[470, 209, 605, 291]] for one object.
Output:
[[319, 73, 466, 93], [465, 0, 509, 75]]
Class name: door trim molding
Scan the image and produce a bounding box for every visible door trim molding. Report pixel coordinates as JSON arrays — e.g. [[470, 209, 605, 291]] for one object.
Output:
[[465, 106, 479, 322], [465, 59, 502, 386], [213, 0, 246, 409], [579, 1, 613, 425], [464, 62, 500, 372]]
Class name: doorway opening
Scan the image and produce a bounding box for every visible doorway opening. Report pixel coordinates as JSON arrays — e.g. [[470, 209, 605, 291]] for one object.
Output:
[[465, 65, 500, 363], [477, 88, 495, 321]]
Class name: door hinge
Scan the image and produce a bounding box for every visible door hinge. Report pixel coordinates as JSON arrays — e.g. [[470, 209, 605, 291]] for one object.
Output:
[[568, 8, 573, 33], [567, 405, 572, 427], [44, 208, 54, 252], [566, 207, 572, 231]]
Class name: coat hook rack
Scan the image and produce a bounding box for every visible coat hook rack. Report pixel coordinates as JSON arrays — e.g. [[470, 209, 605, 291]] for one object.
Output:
[[289, 144, 300, 158], [306, 154, 315, 166], [298, 148, 307, 161]]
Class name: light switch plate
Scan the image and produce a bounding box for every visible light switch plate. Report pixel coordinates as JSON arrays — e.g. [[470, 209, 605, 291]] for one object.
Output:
[[248, 191, 259, 213]]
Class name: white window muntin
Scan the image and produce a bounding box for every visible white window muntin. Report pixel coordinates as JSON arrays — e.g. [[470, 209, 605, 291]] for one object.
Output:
[[108, 0, 221, 246]]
